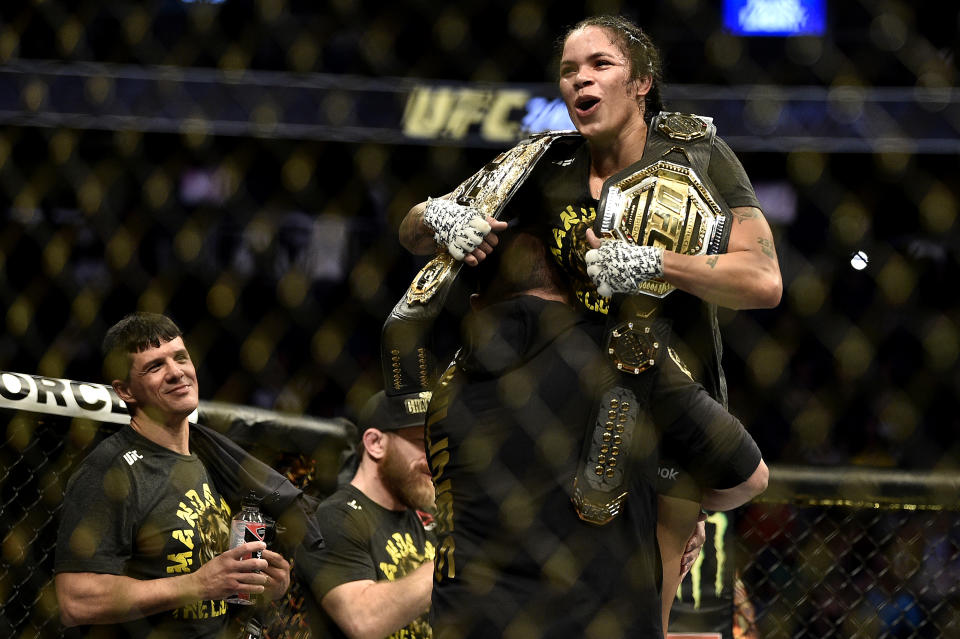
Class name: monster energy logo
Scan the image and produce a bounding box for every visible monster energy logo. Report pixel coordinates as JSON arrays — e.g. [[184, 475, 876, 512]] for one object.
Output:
[[677, 511, 729, 609]]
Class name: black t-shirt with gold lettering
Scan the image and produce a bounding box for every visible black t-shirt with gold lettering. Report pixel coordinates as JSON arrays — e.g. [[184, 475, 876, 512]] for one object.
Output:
[[294, 484, 437, 639], [55, 426, 233, 638], [506, 133, 760, 405]]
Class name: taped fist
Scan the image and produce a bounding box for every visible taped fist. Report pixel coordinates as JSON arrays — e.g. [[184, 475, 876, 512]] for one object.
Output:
[[423, 197, 491, 261], [585, 239, 664, 298]]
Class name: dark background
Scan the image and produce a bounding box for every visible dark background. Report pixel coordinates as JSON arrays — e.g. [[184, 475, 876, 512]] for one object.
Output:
[[0, 0, 957, 470]]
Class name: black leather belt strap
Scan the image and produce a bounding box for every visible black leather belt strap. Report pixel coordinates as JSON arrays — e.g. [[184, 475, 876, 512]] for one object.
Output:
[[573, 314, 671, 525]]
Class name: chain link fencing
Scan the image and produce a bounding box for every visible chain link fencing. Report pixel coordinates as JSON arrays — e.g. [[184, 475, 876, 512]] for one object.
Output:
[[0, 2, 956, 458], [3, 388, 960, 638], [736, 468, 960, 638], [0, 1, 958, 637], [0, 377, 354, 638], [737, 504, 960, 638]]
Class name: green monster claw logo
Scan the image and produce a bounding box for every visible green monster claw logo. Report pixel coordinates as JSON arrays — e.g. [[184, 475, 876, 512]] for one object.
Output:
[[678, 511, 729, 609]]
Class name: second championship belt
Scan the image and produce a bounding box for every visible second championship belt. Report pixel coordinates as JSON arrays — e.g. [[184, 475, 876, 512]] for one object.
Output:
[[572, 316, 667, 525], [381, 131, 578, 396]]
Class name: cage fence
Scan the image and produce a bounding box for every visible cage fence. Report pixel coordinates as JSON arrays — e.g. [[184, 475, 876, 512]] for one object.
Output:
[[0, 2, 957, 459], [0, 1, 958, 637], [735, 466, 960, 639], [3, 397, 960, 638]]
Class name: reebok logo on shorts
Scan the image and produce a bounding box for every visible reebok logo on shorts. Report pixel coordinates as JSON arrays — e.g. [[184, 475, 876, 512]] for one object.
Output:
[[658, 466, 679, 481]]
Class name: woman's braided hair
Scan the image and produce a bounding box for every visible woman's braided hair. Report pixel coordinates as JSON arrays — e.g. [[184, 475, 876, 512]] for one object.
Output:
[[557, 15, 665, 122]]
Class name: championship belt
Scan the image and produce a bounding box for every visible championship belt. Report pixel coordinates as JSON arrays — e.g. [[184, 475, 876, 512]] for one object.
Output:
[[575, 113, 728, 524], [382, 131, 579, 396], [572, 385, 640, 525], [572, 319, 663, 525], [594, 113, 730, 299]]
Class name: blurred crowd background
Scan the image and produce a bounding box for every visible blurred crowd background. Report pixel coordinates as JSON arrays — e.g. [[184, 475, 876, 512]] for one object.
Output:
[[0, 0, 957, 471]]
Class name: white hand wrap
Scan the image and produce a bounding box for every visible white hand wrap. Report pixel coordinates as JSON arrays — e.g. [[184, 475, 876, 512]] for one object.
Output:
[[422, 197, 491, 261], [585, 241, 664, 298]]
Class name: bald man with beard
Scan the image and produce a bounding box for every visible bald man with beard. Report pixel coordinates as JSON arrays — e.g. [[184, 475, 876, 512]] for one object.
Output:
[[295, 391, 437, 639]]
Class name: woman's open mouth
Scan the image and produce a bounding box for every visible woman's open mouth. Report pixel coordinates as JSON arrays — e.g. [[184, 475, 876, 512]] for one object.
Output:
[[575, 96, 600, 116]]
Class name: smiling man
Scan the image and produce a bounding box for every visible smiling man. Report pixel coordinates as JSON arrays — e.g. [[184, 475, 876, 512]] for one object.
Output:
[[54, 312, 291, 638]]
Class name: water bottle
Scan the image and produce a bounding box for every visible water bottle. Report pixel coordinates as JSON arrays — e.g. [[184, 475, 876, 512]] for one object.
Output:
[[225, 491, 266, 605]]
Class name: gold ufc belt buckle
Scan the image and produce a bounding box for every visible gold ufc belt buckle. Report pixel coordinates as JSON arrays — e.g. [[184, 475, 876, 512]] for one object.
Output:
[[406, 253, 457, 304], [607, 321, 659, 375], [596, 159, 726, 298], [658, 112, 711, 141]]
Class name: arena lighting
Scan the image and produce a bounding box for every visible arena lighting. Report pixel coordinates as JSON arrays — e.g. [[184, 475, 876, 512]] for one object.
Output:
[[850, 250, 869, 270], [723, 0, 827, 36]]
